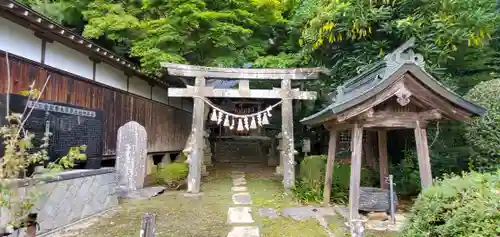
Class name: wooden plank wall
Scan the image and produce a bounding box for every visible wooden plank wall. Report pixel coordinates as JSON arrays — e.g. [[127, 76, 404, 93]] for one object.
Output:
[[0, 53, 191, 156]]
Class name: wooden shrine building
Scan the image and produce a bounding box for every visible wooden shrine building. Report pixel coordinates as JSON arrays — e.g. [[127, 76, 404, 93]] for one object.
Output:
[[300, 38, 487, 224], [162, 63, 328, 193]]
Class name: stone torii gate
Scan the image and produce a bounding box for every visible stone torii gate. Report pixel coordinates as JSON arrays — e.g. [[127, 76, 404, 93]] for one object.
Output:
[[161, 63, 327, 193]]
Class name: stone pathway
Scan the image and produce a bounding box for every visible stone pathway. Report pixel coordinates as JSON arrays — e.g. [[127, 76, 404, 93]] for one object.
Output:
[[227, 171, 260, 237]]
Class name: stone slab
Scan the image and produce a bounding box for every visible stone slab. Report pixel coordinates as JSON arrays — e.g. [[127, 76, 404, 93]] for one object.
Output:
[[233, 180, 247, 186], [233, 177, 246, 183], [231, 174, 245, 179], [183, 192, 204, 198], [227, 226, 260, 237], [282, 207, 317, 220], [258, 208, 279, 219], [233, 177, 247, 186], [122, 186, 165, 200], [232, 193, 253, 205], [231, 186, 248, 192], [231, 171, 245, 176], [227, 207, 254, 224]]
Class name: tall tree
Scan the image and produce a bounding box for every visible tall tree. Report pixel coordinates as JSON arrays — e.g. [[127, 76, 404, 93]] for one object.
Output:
[[79, 0, 287, 75]]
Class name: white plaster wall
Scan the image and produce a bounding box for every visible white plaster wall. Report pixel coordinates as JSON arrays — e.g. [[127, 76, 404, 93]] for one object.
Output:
[[45, 42, 93, 79], [129, 76, 151, 98], [0, 17, 42, 62], [152, 86, 168, 104], [95, 63, 127, 91]]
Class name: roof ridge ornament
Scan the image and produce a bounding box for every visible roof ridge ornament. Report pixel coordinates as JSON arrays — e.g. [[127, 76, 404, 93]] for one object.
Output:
[[381, 38, 425, 79], [384, 37, 425, 68]]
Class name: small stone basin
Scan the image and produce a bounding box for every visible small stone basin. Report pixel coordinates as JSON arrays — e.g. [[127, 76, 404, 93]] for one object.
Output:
[[359, 187, 398, 212]]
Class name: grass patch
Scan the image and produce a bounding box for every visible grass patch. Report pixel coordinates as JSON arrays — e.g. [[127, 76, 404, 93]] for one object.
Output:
[[259, 217, 330, 237], [246, 179, 299, 208], [69, 169, 233, 237], [246, 177, 329, 236]]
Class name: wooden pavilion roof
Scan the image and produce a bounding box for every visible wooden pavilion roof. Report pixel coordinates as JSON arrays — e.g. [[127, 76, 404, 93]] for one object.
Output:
[[301, 38, 487, 126]]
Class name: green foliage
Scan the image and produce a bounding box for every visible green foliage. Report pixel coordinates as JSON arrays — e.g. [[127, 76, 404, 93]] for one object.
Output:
[[402, 170, 500, 237], [47, 145, 88, 171], [464, 79, 500, 171], [153, 162, 189, 189], [294, 155, 377, 204], [78, 0, 288, 74], [389, 149, 421, 197]]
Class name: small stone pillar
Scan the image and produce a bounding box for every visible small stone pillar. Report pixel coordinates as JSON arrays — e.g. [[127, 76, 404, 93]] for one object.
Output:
[[203, 129, 213, 167], [145, 154, 155, 176], [116, 121, 147, 197], [268, 138, 279, 166], [160, 153, 171, 166]]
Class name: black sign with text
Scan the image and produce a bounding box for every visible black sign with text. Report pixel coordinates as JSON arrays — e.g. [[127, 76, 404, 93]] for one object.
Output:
[[0, 94, 104, 169]]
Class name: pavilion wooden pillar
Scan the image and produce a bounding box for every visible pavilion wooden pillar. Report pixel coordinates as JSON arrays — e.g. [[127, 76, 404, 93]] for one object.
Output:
[[348, 123, 363, 221], [414, 121, 433, 188], [186, 76, 206, 193], [323, 128, 338, 205], [378, 130, 389, 189], [281, 79, 295, 189]]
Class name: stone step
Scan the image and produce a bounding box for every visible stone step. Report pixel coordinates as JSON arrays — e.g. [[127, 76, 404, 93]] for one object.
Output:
[[227, 207, 255, 224], [227, 226, 260, 237], [232, 193, 253, 205]]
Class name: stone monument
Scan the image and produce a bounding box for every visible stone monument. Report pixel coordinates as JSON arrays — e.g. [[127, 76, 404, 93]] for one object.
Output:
[[116, 121, 147, 197], [203, 129, 212, 167]]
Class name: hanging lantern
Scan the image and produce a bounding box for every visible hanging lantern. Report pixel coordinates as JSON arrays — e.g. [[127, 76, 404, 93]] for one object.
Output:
[[262, 113, 270, 125], [217, 111, 224, 125], [223, 114, 230, 127], [210, 109, 218, 122], [244, 117, 249, 130], [237, 118, 244, 131], [250, 116, 257, 129]]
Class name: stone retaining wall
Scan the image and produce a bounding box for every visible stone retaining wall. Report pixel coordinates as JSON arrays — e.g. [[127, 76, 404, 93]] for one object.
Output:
[[1, 168, 118, 236]]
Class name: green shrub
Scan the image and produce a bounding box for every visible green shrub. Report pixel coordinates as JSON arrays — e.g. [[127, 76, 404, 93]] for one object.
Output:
[[464, 79, 500, 171], [389, 149, 422, 198], [294, 155, 378, 204], [402, 170, 500, 237], [152, 162, 189, 189]]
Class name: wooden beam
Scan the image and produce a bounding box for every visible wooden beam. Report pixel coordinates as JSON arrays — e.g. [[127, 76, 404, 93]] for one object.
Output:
[[348, 123, 363, 221], [168, 86, 317, 100], [414, 121, 433, 188], [378, 130, 389, 189], [186, 76, 206, 194], [281, 79, 296, 190], [337, 81, 406, 122], [161, 62, 327, 80], [325, 121, 355, 131], [419, 109, 442, 120], [323, 129, 338, 206], [360, 111, 438, 128]]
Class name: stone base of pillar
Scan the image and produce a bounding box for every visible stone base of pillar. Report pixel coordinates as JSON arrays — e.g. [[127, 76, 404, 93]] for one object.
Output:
[[145, 155, 155, 176], [202, 165, 209, 177], [268, 156, 279, 166], [204, 153, 213, 167], [274, 166, 283, 175], [160, 153, 171, 166]]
